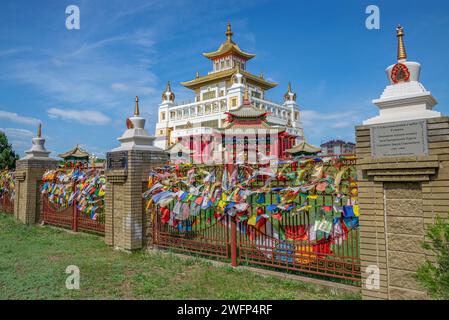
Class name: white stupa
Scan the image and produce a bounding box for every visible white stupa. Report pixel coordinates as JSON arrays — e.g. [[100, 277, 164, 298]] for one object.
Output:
[[111, 96, 162, 152], [22, 123, 52, 160], [364, 25, 441, 125]]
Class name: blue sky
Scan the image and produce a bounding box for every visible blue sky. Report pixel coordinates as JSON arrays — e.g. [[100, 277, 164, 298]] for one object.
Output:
[[1, 0, 449, 158]]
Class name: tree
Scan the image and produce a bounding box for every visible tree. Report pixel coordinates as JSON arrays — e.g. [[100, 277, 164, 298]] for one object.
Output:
[[416, 214, 449, 299], [0, 131, 19, 170]]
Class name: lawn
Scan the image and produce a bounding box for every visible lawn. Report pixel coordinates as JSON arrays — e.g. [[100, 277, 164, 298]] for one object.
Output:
[[0, 213, 360, 300]]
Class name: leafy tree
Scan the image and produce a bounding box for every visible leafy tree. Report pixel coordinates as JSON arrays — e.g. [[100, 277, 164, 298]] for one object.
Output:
[[0, 131, 19, 170], [416, 214, 449, 299]]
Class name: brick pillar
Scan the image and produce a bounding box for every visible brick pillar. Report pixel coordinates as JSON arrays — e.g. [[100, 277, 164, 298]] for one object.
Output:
[[356, 116, 449, 300], [105, 149, 168, 251], [14, 158, 58, 224]]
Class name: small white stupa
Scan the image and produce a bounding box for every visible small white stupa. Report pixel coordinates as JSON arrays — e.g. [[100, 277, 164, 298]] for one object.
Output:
[[364, 25, 441, 125], [111, 96, 162, 152], [22, 123, 52, 160]]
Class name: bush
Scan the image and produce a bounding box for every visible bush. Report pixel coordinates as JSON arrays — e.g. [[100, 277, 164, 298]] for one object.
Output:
[[415, 214, 449, 299]]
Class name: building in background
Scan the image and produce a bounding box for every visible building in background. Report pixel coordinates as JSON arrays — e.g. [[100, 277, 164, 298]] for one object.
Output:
[[320, 139, 355, 155], [58, 145, 90, 163], [154, 23, 304, 156], [169, 90, 297, 164]]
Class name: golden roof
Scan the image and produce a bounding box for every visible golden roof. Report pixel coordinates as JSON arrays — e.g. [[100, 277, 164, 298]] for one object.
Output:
[[58, 144, 90, 159], [286, 141, 321, 155], [181, 68, 277, 90], [203, 23, 256, 60]]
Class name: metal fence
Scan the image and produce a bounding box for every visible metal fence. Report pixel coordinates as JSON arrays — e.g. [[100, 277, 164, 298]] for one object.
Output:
[[0, 194, 14, 214], [41, 196, 105, 234], [0, 170, 14, 214], [149, 156, 361, 285], [39, 167, 105, 235]]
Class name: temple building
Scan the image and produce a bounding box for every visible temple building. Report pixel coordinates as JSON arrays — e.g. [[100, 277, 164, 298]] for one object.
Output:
[[154, 23, 304, 160], [58, 145, 90, 163]]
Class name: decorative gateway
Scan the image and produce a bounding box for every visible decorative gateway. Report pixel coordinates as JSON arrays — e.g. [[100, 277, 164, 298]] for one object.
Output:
[[144, 155, 360, 280]]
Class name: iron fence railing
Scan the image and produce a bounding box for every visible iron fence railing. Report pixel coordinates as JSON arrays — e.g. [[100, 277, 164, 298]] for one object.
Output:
[[148, 156, 361, 285]]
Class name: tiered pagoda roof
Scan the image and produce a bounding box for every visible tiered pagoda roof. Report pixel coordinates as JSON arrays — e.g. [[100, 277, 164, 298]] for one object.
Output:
[[58, 144, 90, 160], [286, 141, 321, 155], [203, 23, 256, 61], [219, 92, 285, 132]]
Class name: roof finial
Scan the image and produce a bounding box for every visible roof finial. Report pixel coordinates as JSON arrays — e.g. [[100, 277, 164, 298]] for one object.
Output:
[[396, 25, 407, 61], [166, 81, 171, 92], [134, 96, 140, 116], [225, 22, 233, 42], [37, 122, 42, 138], [244, 88, 249, 102], [288, 81, 292, 92], [196, 72, 199, 78]]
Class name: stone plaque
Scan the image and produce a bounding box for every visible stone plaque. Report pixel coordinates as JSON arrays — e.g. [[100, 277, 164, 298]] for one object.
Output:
[[106, 151, 128, 170], [370, 119, 428, 158]]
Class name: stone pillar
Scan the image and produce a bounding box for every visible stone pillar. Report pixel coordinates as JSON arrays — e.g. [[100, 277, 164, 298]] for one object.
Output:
[[104, 97, 168, 251], [356, 117, 449, 300], [14, 123, 57, 224], [15, 159, 58, 223], [105, 150, 167, 250]]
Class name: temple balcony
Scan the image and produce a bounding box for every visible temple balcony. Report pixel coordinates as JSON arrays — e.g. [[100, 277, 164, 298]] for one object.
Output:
[[158, 95, 303, 135]]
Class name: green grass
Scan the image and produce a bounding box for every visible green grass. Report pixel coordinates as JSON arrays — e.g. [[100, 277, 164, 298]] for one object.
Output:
[[0, 212, 360, 300]]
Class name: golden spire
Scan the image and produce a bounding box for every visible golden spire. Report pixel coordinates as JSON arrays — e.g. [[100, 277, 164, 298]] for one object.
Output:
[[244, 88, 249, 101], [225, 22, 233, 42], [396, 25, 407, 61], [134, 96, 140, 116], [37, 122, 42, 138]]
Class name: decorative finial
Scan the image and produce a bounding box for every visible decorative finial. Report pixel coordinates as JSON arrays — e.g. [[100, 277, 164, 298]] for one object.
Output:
[[225, 22, 233, 42], [260, 73, 264, 78], [196, 72, 199, 78], [244, 88, 249, 101], [166, 81, 171, 92], [284, 82, 296, 102], [396, 25, 407, 61], [134, 96, 140, 116], [37, 122, 42, 138]]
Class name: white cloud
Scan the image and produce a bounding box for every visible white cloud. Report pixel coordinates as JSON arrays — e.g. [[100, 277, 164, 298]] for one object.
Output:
[[47, 108, 111, 125], [300, 108, 362, 144], [0, 110, 40, 126], [0, 128, 34, 139]]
